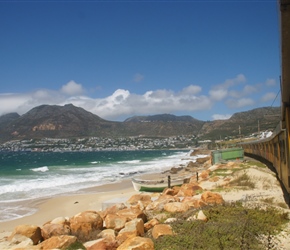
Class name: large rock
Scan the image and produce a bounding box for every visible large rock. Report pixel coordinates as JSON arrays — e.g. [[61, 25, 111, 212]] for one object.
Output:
[[177, 183, 203, 197], [105, 214, 127, 231], [182, 197, 207, 208], [144, 218, 159, 232], [116, 208, 147, 223], [39, 235, 77, 249], [152, 224, 173, 239], [127, 194, 152, 207], [117, 236, 154, 250], [116, 218, 144, 244], [201, 191, 225, 205], [145, 195, 179, 212], [164, 202, 189, 213], [84, 238, 107, 250], [69, 210, 103, 242], [8, 224, 42, 245], [41, 223, 71, 240]]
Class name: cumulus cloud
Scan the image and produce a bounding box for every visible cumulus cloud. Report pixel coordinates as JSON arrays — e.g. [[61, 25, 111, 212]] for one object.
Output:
[[209, 74, 246, 101], [226, 98, 255, 108], [0, 74, 273, 121], [61, 80, 84, 96], [212, 114, 232, 120], [229, 84, 258, 98], [260, 92, 277, 102]]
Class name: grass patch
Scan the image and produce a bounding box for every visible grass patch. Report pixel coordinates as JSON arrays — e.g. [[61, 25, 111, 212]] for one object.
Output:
[[229, 172, 255, 189], [64, 241, 86, 250], [152, 203, 289, 250]]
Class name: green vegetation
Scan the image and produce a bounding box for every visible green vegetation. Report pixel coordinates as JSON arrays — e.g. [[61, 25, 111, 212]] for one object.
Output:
[[152, 203, 289, 250], [64, 242, 86, 250], [229, 172, 256, 189]]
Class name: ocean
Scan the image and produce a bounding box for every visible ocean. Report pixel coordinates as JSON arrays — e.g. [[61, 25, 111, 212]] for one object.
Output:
[[0, 149, 200, 222]]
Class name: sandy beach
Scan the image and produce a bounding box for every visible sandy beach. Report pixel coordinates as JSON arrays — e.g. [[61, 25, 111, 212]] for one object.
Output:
[[0, 179, 137, 232]]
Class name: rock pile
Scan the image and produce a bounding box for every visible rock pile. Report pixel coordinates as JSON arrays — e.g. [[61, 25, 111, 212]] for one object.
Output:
[[2, 156, 288, 249], [0, 168, 225, 249]]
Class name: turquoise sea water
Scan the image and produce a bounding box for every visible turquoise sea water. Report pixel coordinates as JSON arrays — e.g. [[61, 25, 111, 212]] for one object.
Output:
[[0, 149, 196, 222]]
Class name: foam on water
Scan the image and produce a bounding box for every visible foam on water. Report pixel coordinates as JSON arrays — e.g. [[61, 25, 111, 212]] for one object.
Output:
[[0, 149, 198, 222]]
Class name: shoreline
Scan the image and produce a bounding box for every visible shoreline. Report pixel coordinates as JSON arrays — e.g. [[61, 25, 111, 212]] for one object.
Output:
[[0, 178, 137, 232]]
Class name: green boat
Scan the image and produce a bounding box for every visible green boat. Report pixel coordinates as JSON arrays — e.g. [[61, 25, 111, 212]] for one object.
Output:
[[132, 177, 185, 192]]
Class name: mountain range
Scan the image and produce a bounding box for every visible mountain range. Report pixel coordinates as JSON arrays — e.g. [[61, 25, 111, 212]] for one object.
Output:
[[0, 104, 281, 143]]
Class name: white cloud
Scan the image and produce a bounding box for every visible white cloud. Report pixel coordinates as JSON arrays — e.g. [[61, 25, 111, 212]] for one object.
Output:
[[61, 80, 84, 96], [209, 74, 246, 101], [0, 74, 272, 121], [212, 114, 232, 120], [229, 84, 258, 98], [265, 78, 276, 86], [226, 98, 255, 108], [133, 73, 144, 83], [260, 92, 277, 102], [209, 89, 228, 101]]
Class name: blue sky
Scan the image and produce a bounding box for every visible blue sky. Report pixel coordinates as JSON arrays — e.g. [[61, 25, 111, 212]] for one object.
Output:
[[0, 0, 281, 121]]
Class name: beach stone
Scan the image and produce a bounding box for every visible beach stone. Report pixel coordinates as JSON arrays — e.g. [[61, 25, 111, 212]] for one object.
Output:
[[146, 195, 180, 212], [104, 214, 127, 231], [104, 203, 127, 216], [41, 223, 71, 240], [182, 197, 207, 208], [116, 218, 144, 244], [39, 235, 77, 249], [127, 194, 152, 207], [177, 183, 203, 197], [117, 236, 154, 250], [97, 229, 118, 249], [186, 161, 200, 168], [187, 210, 208, 222], [199, 170, 210, 180], [164, 202, 189, 213], [8, 224, 42, 245], [98, 228, 116, 240], [8, 234, 34, 249], [144, 218, 159, 232], [152, 224, 173, 239], [201, 191, 225, 205], [69, 210, 103, 242], [196, 156, 211, 164], [84, 238, 107, 250], [162, 187, 178, 196], [49, 216, 70, 225], [116, 208, 147, 223]]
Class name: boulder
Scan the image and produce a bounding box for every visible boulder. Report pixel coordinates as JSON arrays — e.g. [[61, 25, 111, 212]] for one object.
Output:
[[164, 202, 189, 213], [104, 203, 127, 216], [116, 208, 147, 223], [7, 234, 34, 249], [177, 183, 203, 197], [146, 195, 179, 212], [196, 156, 211, 164], [84, 238, 107, 250], [152, 224, 173, 239], [199, 170, 210, 180], [117, 236, 154, 250], [144, 218, 159, 232], [39, 235, 77, 249], [49, 216, 70, 225], [182, 197, 207, 208], [104, 214, 127, 231], [127, 194, 152, 207], [8, 224, 42, 245], [201, 191, 225, 205], [41, 223, 71, 240], [116, 218, 144, 244], [69, 210, 103, 242]]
